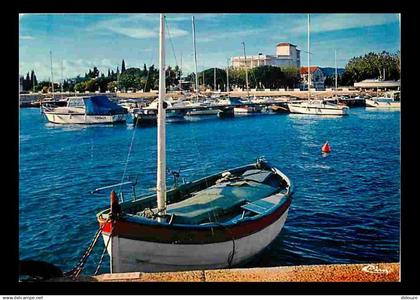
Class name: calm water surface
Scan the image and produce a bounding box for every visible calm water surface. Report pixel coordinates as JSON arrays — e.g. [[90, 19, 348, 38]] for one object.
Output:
[[19, 107, 400, 274]]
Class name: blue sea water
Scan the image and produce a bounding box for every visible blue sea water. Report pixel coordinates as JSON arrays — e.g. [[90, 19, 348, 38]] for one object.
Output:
[[19, 107, 400, 275]]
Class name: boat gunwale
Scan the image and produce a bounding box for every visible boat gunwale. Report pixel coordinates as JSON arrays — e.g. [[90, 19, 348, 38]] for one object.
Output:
[[97, 162, 293, 235]]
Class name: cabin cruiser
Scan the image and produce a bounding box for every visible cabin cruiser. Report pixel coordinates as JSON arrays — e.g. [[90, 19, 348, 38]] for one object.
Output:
[[365, 91, 400, 108], [43, 95, 127, 124], [287, 99, 349, 116]]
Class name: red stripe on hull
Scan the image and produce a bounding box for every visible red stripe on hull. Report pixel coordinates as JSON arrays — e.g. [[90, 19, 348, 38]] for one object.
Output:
[[99, 196, 292, 244]]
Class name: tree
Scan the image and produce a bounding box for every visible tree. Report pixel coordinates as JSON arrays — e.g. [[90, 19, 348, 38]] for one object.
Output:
[[341, 51, 400, 86], [121, 59, 126, 73]]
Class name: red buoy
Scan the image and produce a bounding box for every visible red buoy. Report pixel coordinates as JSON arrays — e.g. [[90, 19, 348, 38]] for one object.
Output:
[[322, 141, 331, 153]]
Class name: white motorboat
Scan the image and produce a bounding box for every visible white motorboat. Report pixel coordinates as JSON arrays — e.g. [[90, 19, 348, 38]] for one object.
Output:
[[287, 99, 349, 115], [43, 95, 127, 124], [365, 91, 400, 108], [234, 105, 262, 114]]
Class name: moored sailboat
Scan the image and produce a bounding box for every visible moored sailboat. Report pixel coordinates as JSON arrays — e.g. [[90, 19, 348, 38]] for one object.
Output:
[[287, 15, 348, 116], [95, 14, 293, 273]]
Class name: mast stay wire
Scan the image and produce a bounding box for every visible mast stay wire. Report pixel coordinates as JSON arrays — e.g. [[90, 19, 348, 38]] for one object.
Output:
[[118, 39, 156, 195]]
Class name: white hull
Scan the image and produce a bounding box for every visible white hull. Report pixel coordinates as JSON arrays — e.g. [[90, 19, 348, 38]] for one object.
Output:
[[103, 208, 289, 273], [234, 107, 260, 114], [186, 108, 221, 116], [365, 99, 400, 108], [44, 112, 126, 124], [287, 103, 348, 115]]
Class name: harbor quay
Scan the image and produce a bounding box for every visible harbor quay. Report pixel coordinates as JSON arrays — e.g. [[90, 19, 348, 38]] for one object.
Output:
[[19, 89, 369, 108], [48, 263, 399, 282]]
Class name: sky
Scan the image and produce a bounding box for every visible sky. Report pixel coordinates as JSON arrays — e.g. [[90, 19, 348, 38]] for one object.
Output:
[[19, 13, 400, 82]]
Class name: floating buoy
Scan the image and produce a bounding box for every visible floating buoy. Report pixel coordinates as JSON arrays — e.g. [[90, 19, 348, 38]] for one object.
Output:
[[322, 141, 331, 153]]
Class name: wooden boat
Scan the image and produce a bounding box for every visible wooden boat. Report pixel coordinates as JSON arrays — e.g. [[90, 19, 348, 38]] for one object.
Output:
[[43, 95, 127, 124], [95, 14, 293, 274]]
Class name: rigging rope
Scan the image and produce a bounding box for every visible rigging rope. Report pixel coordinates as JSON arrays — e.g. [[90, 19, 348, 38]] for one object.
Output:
[[165, 18, 178, 68], [118, 44, 156, 195]]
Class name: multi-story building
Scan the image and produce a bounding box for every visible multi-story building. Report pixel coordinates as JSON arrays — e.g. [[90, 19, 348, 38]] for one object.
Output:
[[300, 66, 325, 90], [231, 43, 301, 69]]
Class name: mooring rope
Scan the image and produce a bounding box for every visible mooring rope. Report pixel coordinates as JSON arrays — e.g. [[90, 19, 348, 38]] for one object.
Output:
[[65, 222, 107, 278], [94, 221, 115, 276]]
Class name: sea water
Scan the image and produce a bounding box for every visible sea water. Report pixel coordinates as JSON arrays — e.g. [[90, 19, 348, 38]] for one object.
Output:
[[19, 107, 400, 274]]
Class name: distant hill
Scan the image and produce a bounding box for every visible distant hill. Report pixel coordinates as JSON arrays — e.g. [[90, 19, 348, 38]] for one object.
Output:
[[320, 67, 345, 77]]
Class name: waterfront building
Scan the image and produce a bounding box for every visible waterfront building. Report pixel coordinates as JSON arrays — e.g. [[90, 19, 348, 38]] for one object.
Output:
[[231, 43, 301, 69], [300, 66, 326, 90]]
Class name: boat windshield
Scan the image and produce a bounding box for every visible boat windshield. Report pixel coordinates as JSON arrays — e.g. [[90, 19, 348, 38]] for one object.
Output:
[[67, 97, 85, 108]]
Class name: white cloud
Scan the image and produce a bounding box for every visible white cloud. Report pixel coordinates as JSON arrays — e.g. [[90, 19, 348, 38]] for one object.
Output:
[[89, 14, 189, 39], [196, 28, 268, 43], [291, 14, 399, 34]]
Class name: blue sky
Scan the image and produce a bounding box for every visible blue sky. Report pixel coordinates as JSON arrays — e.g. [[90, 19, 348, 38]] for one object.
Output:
[[19, 13, 400, 81]]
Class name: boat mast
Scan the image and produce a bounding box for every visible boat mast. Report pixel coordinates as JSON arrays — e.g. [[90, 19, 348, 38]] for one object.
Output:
[[61, 60, 64, 96], [226, 58, 230, 96], [179, 53, 182, 92], [192, 16, 199, 101], [307, 14, 310, 101], [157, 13, 167, 222], [50, 50, 54, 95], [242, 41, 249, 98], [335, 49, 337, 92], [214, 67, 216, 92]]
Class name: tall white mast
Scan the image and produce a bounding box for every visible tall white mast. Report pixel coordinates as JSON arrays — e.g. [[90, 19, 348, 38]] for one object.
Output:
[[226, 58, 230, 96], [307, 14, 310, 101], [192, 16, 199, 101], [242, 41, 249, 98], [157, 13, 167, 222], [334, 49, 337, 91], [50, 50, 54, 95]]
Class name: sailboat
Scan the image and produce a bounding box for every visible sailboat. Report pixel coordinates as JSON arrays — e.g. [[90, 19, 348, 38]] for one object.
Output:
[[287, 15, 349, 116], [95, 14, 293, 273]]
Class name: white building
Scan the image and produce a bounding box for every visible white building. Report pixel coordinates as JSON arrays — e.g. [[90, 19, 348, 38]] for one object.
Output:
[[231, 43, 301, 69]]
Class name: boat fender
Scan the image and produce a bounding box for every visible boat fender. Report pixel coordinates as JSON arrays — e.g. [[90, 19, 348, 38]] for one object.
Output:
[[110, 190, 122, 219], [322, 141, 331, 153]]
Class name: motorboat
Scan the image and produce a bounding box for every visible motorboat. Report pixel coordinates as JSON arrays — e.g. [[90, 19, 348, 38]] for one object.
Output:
[[365, 91, 400, 108], [43, 95, 127, 124], [287, 99, 349, 116]]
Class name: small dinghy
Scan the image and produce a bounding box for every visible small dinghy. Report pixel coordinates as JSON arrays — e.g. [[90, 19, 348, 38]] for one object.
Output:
[[95, 14, 293, 273]]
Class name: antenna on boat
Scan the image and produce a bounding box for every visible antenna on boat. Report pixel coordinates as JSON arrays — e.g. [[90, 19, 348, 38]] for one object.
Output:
[[157, 13, 167, 222]]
